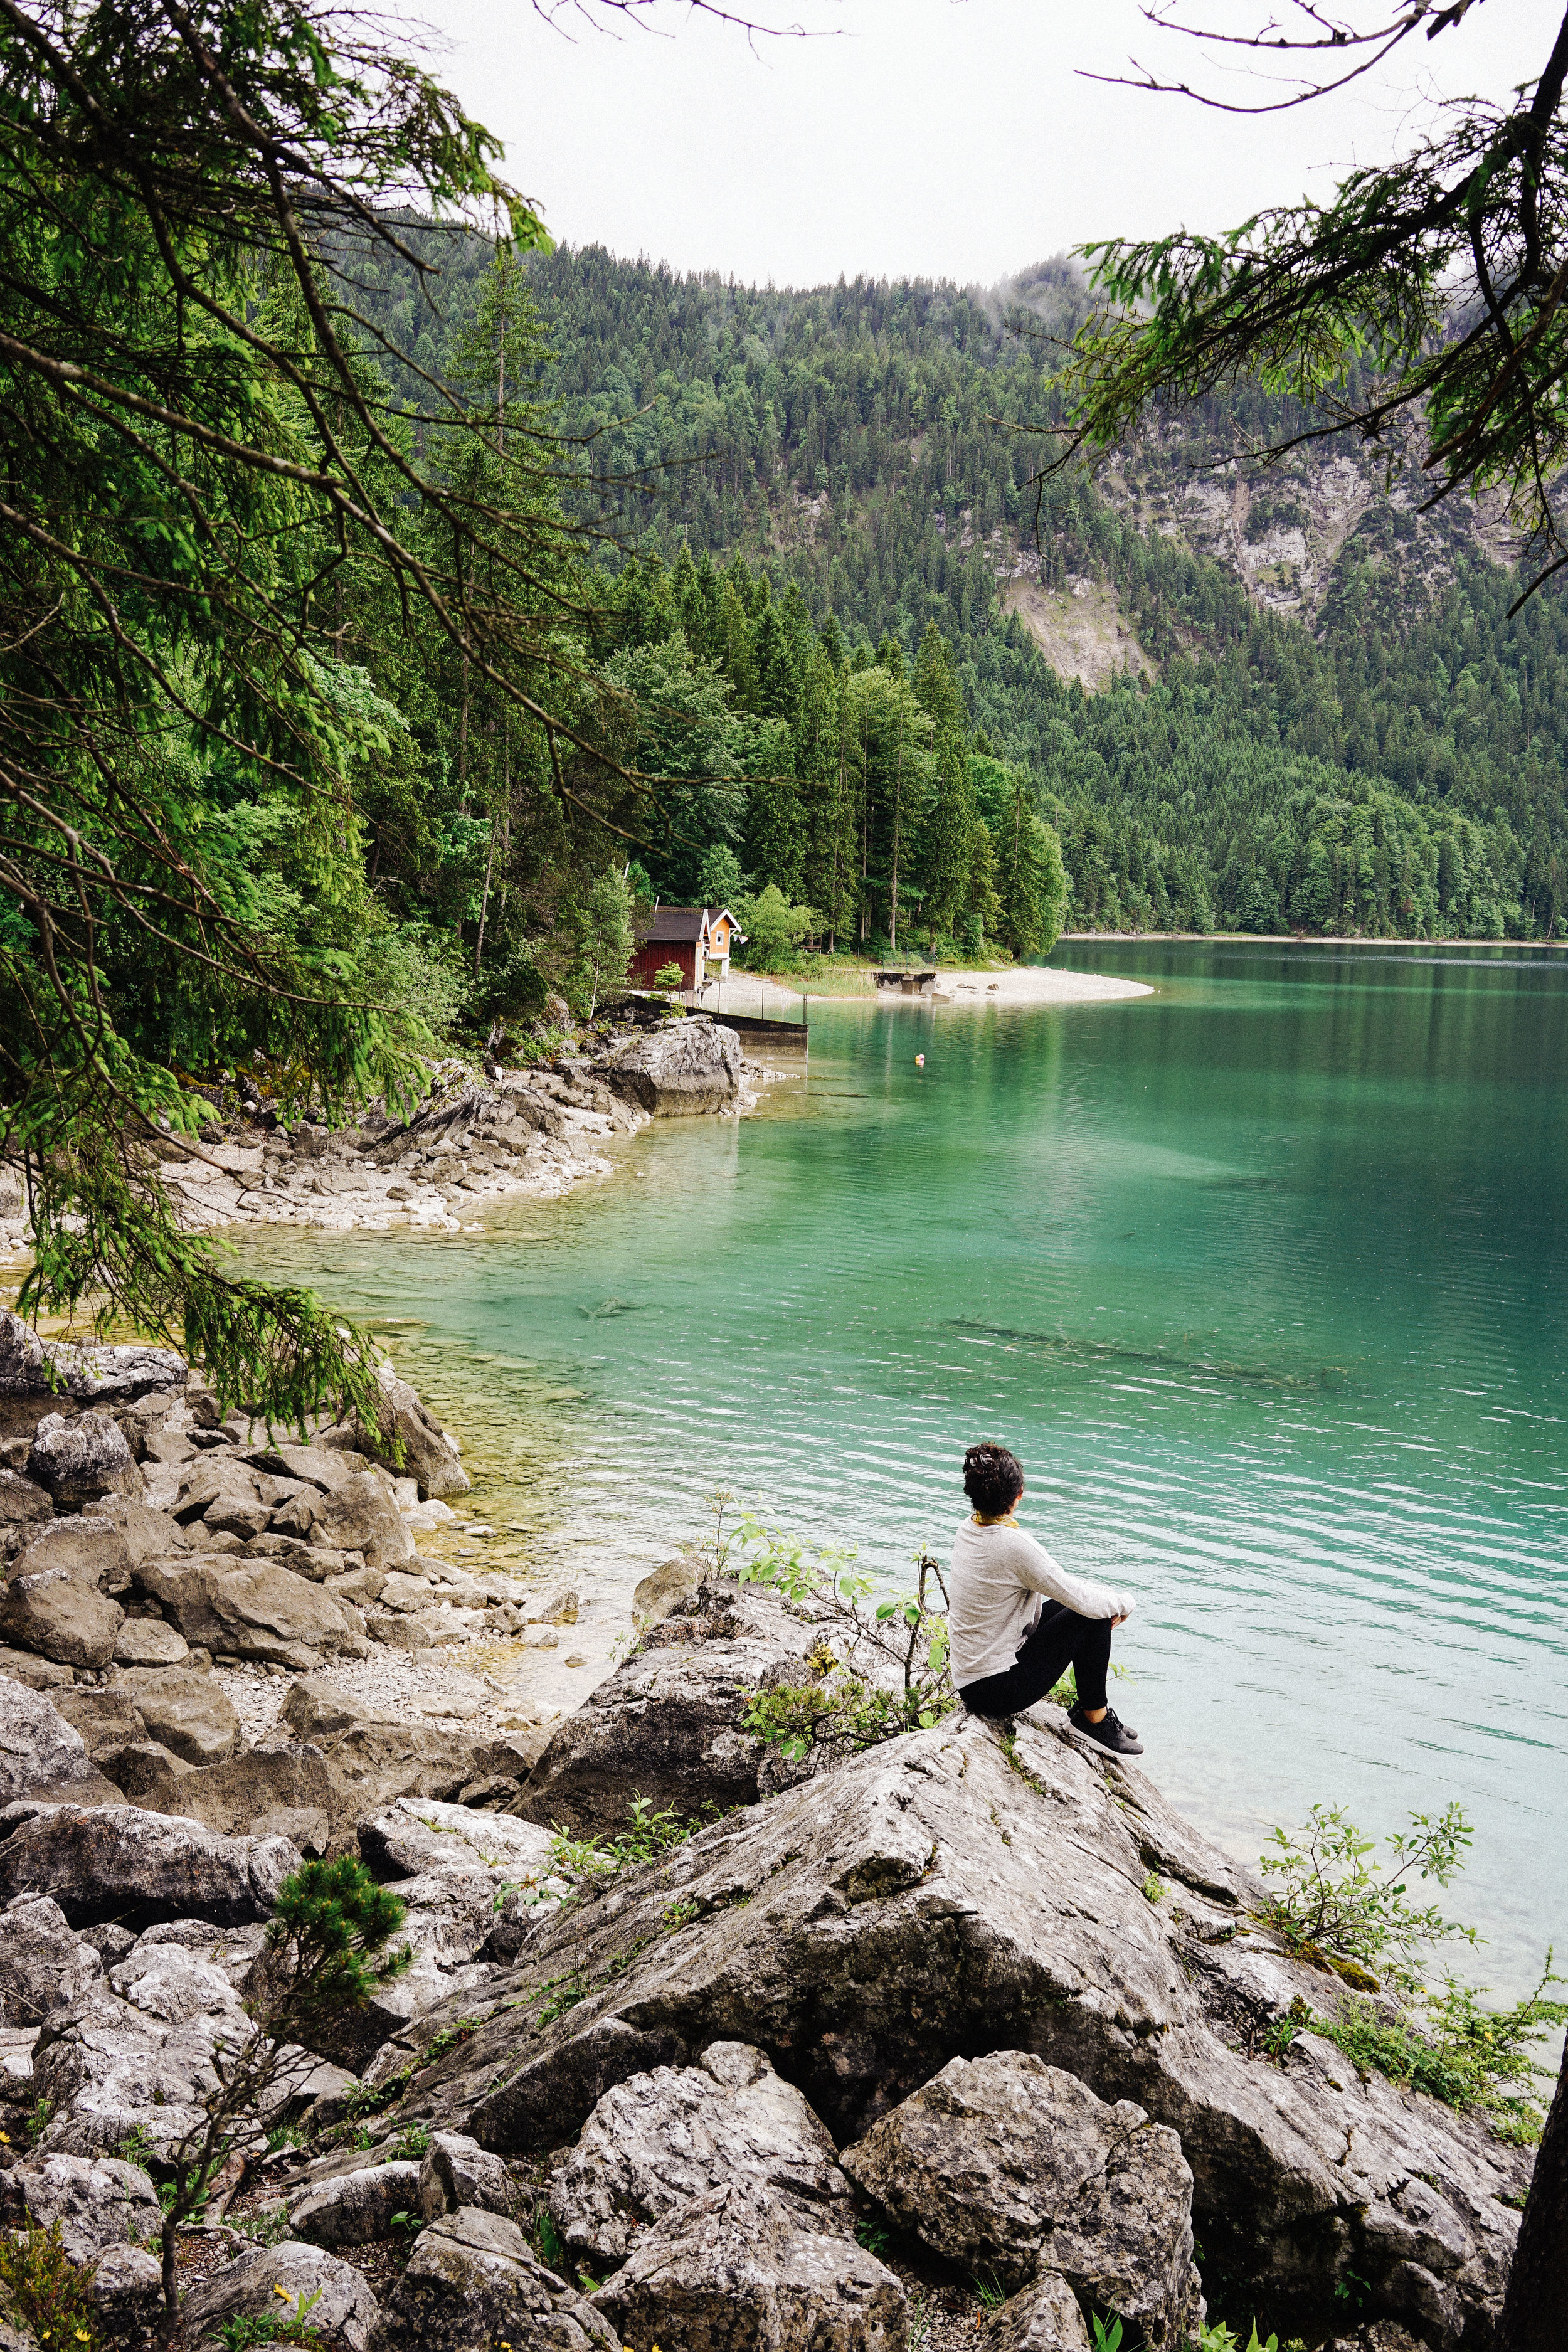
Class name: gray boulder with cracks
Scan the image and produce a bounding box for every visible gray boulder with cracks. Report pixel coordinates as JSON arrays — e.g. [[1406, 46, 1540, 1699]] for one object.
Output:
[[603, 1020, 742, 1116], [0, 1800, 299, 1929], [842, 2051, 1202, 2352], [590, 2177, 907, 2352], [373, 1713, 1528, 2349], [183, 2242, 380, 2352], [549, 2040, 853, 2270], [367, 2207, 618, 2352]]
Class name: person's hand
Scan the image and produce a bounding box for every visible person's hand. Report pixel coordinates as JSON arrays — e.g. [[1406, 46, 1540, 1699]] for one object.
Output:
[[1111, 1614, 1128, 1628]]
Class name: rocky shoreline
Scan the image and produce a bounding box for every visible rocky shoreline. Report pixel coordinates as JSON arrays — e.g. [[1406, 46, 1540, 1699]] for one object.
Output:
[[0, 1004, 765, 1269], [0, 1303, 1536, 2352]]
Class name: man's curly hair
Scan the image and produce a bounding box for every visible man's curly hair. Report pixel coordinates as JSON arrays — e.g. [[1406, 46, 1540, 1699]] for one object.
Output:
[[963, 1439, 1024, 1518]]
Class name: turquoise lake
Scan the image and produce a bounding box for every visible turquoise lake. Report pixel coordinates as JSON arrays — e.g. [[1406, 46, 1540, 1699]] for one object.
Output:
[[257, 941, 1568, 1996]]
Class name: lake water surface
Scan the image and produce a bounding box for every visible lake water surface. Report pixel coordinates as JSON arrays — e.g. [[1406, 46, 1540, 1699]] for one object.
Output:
[[257, 941, 1568, 1995]]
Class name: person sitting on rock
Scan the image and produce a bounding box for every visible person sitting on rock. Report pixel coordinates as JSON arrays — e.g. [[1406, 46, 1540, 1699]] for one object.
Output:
[[948, 1438, 1142, 1754]]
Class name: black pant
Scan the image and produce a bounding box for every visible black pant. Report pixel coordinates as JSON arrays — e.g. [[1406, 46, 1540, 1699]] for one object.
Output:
[[958, 1601, 1112, 1719]]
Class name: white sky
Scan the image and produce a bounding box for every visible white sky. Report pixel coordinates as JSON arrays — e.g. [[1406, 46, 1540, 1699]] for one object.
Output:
[[432, 0, 1564, 289]]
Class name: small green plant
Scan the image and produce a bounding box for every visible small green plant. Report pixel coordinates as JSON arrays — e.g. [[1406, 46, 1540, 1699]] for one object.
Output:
[[22, 2095, 54, 2146], [116, 2124, 157, 2171], [1308, 1952, 1565, 2134], [1090, 2319, 1124, 2352], [265, 2123, 306, 2155], [1262, 2011, 1300, 2062], [154, 1858, 410, 2318], [388, 2210, 421, 2234], [387, 2125, 431, 2163], [215, 2286, 323, 2350], [230, 2205, 291, 2247], [1142, 1871, 1167, 1904], [854, 2217, 890, 2255], [0, 2218, 100, 2352], [736, 1535, 955, 1763], [662, 1896, 701, 1931], [533, 2205, 568, 2273], [1186, 2328, 1287, 2352], [548, 1794, 704, 1883], [651, 961, 684, 993], [421, 2019, 480, 2064], [974, 2271, 1008, 2310], [1258, 1803, 1477, 1991]]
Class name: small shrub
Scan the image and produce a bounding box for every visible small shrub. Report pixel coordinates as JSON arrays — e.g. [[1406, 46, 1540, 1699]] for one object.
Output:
[[974, 2271, 1007, 2310], [532, 2205, 567, 2272], [548, 1794, 714, 1883], [0, 2219, 99, 2352], [854, 2217, 889, 2255], [230, 2205, 291, 2247], [1257, 1802, 1477, 1991], [386, 2126, 430, 2163], [214, 2287, 323, 2351], [1310, 1953, 1565, 2136], [1142, 1872, 1167, 1905]]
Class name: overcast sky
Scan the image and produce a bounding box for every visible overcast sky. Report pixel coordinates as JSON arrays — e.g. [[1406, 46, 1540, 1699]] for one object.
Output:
[[433, 0, 1561, 290]]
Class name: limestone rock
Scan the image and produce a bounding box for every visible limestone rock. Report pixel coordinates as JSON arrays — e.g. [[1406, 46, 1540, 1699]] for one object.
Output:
[[280, 1675, 395, 1740], [0, 1567, 124, 1671], [12, 1516, 132, 1592], [102, 1719, 503, 1853], [984, 2277, 1093, 2352], [0, 1648, 74, 1693], [511, 1579, 822, 1838], [359, 1796, 556, 1883], [29, 1937, 252, 2163], [369, 2206, 618, 2352], [631, 1557, 703, 1629], [290, 2159, 423, 2248], [344, 1365, 472, 1503], [549, 2042, 852, 2270], [105, 1740, 195, 1800], [88, 2243, 164, 2333], [283, 1866, 502, 2072], [273, 1471, 415, 1571], [0, 1678, 91, 1801], [112, 1618, 190, 1668], [0, 1310, 52, 1396], [15, 2150, 160, 2260], [383, 1714, 1527, 2349], [420, 2132, 512, 2222], [28, 1411, 142, 1508], [0, 1471, 52, 1555], [113, 1666, 241, 1765], [603, 1020, 743, 1116], [842, 2052, 1201, 2350], [135, 1556, 362, 1668], [0, 1801, 299, 1929], [0, 1894, 103, 2025], [48, 1688, 147, 1766], [591, 2178, 906, 2352], [183, 2242, 380, 2352]]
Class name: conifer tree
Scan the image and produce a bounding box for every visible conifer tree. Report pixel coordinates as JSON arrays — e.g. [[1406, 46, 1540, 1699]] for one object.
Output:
[[913, 622, 975, 951]]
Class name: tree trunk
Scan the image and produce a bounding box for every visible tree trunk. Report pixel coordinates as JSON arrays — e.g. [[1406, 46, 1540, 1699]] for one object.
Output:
[[1499, 2039, 1568, 2351]]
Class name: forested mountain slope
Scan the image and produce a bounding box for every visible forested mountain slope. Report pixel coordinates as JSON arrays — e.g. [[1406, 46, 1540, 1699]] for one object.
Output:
[[356, 232, 1568, 939]]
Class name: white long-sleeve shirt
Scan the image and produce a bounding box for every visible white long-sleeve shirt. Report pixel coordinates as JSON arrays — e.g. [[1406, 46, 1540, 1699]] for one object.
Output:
[[947, 1518, 1134, 1688]]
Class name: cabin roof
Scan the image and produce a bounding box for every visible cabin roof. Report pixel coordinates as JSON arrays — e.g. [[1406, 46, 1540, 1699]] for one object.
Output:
[[637, 905, 741, 943]]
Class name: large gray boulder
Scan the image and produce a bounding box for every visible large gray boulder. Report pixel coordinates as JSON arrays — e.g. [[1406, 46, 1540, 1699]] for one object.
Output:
[[0, 1678, 92, 1799], [0, 1471, 51, 1557], [28, 1411, 142, 1508], [603, 1019, 743, 1116], [368, 2207, 617, 2352], [511, 1579, 822, 1838], [0, 1567, 124, 1670], [842, 2052, 1202, 2352], [0, 1311, 186, 1407], [111, 1617, 190, 1668], [0, 1894, 103, 2024], [290, 2159, 423, 2248], [549, 2042, 852, 2270], [113, 1666, 241, 1766], [338, 1365, 471, 1503], [46, 1687, 147, 1766], [0, 1801, 299, 1929], [135, 1555, 363, 1668], [183, 2241, 379, 2352], [13, 2150, 161, 2260], [379, 1713, 1527, 2349], [105, 1717, 512, 1852], [591, 2178, 907, 2352], [11, 1516, 132, 1592], [273, 1470, 415, 1570], [88, 2243, 164, 2334], [359, 1797, 556, 1883], [31, 1939, 255, 2163], [420, 2132, 512, 2222]]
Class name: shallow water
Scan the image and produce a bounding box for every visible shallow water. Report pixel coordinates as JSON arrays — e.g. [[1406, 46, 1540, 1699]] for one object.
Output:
[[252, 940, 1568, 1996]]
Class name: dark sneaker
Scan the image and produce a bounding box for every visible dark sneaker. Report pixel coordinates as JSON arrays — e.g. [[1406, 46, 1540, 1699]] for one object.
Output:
[[1069, 1703, 1143, 1756]]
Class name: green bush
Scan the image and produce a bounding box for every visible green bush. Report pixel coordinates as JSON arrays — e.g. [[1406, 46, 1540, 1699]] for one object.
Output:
[[1257, 1801, 1477, 1992], [0, 2220, 100, 2352]]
